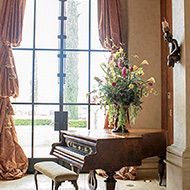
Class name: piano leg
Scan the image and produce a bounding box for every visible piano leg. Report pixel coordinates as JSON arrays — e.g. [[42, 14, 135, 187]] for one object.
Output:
[[88, 170, 97, 190], [158, 156, 166, 186], [104, 171, 117, 190]]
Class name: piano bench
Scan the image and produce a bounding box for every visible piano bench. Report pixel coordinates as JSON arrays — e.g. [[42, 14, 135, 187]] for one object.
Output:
[[34, 161, 79, 190]]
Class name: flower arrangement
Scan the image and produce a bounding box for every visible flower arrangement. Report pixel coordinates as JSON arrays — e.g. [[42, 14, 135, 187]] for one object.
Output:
[[89, 47, 158, 131]]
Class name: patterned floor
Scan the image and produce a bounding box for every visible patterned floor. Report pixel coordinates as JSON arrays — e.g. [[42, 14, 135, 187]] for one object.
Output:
[[0, 173, 166, 190]]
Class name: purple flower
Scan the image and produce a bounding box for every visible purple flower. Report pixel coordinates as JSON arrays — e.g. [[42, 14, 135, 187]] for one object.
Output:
[[130, 66, 133, 72], [148, 82, 153, 86], [121, 67, 127, 78], [112, 82, 116, 87]]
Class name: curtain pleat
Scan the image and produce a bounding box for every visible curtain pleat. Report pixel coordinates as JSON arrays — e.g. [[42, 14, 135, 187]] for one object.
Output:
[[0, 0, 26, 47], [0, 99, 28, 179], [98, 0, 123, 50], [0, 44, 18, 98], [0, 0, 28, 180]]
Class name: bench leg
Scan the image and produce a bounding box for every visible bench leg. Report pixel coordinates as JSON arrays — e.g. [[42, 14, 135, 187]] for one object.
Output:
[[71, 180, 78, 190], [52, 180, 54, 190], [34, 170, 39, 190], [55, 181, 62, 190], [71, 165, 80, 175]]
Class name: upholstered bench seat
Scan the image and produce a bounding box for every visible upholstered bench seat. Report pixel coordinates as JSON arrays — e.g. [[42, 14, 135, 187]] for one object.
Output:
[[34, 161, 78, 190]]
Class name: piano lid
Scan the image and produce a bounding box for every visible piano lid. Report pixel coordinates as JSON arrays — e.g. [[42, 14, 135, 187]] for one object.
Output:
[[61, 128, 166, 141]]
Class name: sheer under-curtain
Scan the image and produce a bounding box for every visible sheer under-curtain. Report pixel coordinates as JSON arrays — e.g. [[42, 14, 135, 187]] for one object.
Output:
[[97, 0, 137, 180], [0, 0, 28, 179]]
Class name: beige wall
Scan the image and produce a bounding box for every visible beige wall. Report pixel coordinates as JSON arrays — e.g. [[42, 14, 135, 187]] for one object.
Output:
[[121, 0, 161, 129]]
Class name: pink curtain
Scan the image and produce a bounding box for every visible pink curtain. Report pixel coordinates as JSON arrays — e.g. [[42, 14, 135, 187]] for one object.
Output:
[[98, 0, 123, 51], [0, 0, 28, 180]]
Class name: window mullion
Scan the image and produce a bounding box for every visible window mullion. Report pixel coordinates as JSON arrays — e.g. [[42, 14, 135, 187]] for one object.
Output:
[[88, 0, 92, 129], [31, 0, 37, 158]]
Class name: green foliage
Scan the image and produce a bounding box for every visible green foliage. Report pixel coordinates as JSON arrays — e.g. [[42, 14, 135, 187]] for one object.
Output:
[[64, 0, 79, 120], [68, 120, 87, 128], [13, 119, 53, 126]]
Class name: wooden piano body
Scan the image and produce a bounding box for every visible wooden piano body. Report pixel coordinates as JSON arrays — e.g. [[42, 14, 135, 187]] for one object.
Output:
[[50, 129, 166, 190]]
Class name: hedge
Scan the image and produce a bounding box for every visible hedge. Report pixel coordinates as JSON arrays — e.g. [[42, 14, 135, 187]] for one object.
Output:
[[13, 119, 87, 128], [13, 119, 53, 126], [68, 120, 87, 128]]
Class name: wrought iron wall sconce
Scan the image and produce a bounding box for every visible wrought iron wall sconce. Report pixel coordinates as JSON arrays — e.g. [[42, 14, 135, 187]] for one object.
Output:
[[162, 19, 180, 67]]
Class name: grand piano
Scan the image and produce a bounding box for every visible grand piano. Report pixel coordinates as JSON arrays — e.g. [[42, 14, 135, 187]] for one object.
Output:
[[50, 129, 167, 190]]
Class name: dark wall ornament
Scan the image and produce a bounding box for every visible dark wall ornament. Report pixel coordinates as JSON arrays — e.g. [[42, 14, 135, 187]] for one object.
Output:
[[162, 19, 181, 67]]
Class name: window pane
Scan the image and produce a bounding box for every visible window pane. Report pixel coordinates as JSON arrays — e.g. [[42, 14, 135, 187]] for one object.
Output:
[[90, 52, 110, 98], [64, 52, 88, 103], [90, 105, 107, 130], [13, 105, 32, 158], [19, 0, 34, 48], [34, 105, 59, 158], [35, 51, 59, 103], [12, 51, 33, 103], [66, 0, 89, 49], [90, 52, 110, 130], [91, 0, 104, 50], [66, 105, 88, 128], [36, 0, 59, 48]]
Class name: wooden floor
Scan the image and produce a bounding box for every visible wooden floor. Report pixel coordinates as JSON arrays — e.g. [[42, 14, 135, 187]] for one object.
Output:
[[0, 174, 166, 190]]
